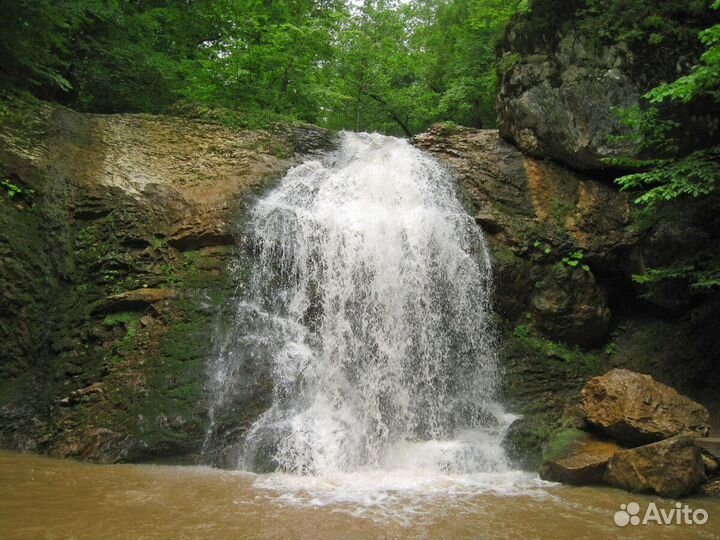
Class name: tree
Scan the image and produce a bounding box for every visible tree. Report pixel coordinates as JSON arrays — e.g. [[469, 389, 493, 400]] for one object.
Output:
[[612, 0, 720, 290]]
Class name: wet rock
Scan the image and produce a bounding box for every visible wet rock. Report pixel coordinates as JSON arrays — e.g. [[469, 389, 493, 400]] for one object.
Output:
[[94, 288, 177, 314], [0, 96, 331, 463], [59, 382, 105, 406], [502, 417, 550, 470], [700, 479, 720, 497], [604, 436, 706, 498], [580, 369, 710, 446], [540, 432, 621, 485], [168, 212, 235, 251], [413, 126, 633, 324], [530, 264, 610, 346]]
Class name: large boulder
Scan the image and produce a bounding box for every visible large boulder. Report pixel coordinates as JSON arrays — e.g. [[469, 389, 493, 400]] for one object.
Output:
[[530, 263, 610, 346], [540, 431, 621, 485], [580, 369, 710, 446], [604, 436, 707, 498], [497, 30, 636, 170]]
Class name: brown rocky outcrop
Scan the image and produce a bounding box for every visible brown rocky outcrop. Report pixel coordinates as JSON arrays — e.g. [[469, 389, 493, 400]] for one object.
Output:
[[580, 369, 710, 446], [413, 126, 632, 334], [604, 436, 707, 498]]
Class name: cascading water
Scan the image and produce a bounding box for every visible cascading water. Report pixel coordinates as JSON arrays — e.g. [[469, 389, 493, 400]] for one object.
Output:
[[204, 132, 520, 487]]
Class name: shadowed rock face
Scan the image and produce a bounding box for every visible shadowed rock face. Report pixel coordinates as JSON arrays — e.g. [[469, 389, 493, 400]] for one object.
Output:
[[497, 30, 638, 170], [604, 436, 707, 498], [414, 125, 720, 475], [581, 369, 710, 446], [0, 98, 334, 462], [530, 264, 610, 347], [494, 0, 716, 172], [413, 126, 631, 342]]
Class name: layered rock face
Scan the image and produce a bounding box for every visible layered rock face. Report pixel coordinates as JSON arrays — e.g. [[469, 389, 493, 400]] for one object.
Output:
[[414, 126, 629, 468], [451, 0, 720, 477], [414, 125, 720, 476], [0, 98, 332, 462], [413, 126, 631, 339]]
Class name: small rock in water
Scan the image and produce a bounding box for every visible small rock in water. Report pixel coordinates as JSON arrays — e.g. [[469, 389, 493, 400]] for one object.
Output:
[[540, 432, 620, 485], [702, 453, 719, 475], [700, 478, 720, 497]]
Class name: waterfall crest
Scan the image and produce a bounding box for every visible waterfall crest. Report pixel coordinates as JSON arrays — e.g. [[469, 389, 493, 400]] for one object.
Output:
[[205, 132, 512, 476]]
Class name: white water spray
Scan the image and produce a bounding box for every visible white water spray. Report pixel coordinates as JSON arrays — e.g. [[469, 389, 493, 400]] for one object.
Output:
[[205, 132, 517, 483]]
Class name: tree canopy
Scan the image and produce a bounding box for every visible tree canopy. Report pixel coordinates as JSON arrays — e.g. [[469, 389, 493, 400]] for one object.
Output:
[[0, 0, 525, 133]]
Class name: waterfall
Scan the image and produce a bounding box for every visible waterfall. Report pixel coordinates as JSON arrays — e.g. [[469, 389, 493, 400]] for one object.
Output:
[[204, 132, 513, 477]]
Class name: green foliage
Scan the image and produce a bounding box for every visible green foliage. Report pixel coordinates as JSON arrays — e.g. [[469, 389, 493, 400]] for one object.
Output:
[[468, 0, 529, 30], [0, 0, 527, 134], [542, 428, 584, 462], [512, 324, 603, 371], [631, 252, 720, 291], [176, 0, 346, 124], [0, 0, 86, 92], [1, 178, 36, 207], [2, 180, 24, 199], [321, 0, 524, 135], [579, 0, 709, 51], [102, 312, 141, 327], [561, 250, 587, 270], [609, 2, 720, 291], [604, 342, 618, 356], [644, 5, 720, 104], [615, 147, 720, 206], [530, 240, 553, 258]]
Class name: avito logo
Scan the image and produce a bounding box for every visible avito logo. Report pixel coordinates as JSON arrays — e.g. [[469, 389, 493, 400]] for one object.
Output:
[[614, 501, 709, 527]]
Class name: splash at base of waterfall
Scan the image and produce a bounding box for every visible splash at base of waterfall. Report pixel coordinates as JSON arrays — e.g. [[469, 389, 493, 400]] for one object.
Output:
[[250, 412, 550, 524], [204, 132, 521, 492]]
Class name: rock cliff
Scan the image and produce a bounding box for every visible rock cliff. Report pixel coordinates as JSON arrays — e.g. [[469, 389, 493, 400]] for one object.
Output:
[[414, 125, 720, 470], [495, 0, 716, 170], [0, 96, 333, 462]]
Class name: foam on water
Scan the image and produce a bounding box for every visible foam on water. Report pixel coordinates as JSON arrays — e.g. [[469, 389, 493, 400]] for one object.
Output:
[[204, 132, 539, 511]]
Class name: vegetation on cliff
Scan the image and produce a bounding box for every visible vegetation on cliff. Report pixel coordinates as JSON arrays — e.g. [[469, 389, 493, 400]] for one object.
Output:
[[611, 1, 720, 291]]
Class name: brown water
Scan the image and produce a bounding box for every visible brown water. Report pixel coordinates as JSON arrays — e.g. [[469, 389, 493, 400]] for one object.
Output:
[[1, 451, 718, 540]]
